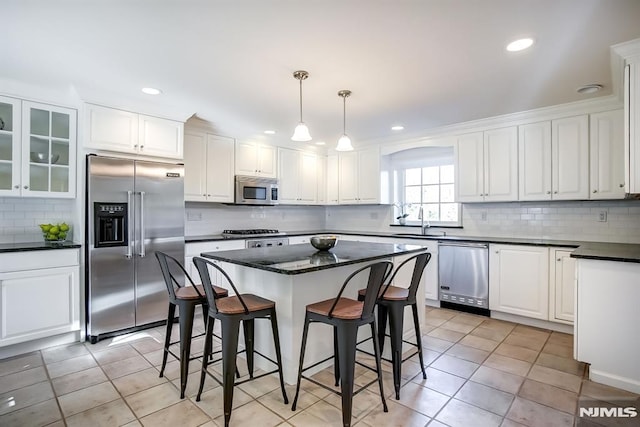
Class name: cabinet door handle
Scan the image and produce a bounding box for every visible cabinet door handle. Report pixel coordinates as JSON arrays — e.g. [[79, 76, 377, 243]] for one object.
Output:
[[553, 191, 558, 194], [134, 144, 138, 148], [546, 191, 551, 194], [593, 190, 597, 193], [13, 185, 19, 189], [24, 185, 29, 189], [557, 258, 561, 262], [495, 251, 499, 254], [620, 183, 625, 188]]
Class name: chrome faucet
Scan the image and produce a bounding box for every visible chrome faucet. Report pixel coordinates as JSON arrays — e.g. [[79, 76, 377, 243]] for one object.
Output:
[[418, 206, 430, 235]]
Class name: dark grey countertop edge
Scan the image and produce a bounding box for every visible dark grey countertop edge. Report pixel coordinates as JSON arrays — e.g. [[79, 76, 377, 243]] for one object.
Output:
[[201, 244, 428, 275], [570, 243, 640, 264], [0, 242, 82, 253]]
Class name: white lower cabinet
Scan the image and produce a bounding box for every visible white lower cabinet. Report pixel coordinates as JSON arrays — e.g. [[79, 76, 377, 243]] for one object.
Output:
[[288, 235, 311, 245], [185, 240, 245, 288], [549, 248, 576, 324], [489, 244, 549, 320], [0, 249, 80, 347]]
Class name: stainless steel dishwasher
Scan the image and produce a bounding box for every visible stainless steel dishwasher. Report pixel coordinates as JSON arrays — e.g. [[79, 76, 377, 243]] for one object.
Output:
[[438, 242, 489, 314]]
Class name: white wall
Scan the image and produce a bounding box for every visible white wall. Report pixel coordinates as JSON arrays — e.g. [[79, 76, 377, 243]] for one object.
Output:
[[0, 197, 76, 244], [185, 203, 325, 236]]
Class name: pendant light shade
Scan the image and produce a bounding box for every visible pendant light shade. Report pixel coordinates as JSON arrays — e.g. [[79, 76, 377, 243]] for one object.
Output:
[[291, 70, 312, 142], [336, 90, 354, 151]]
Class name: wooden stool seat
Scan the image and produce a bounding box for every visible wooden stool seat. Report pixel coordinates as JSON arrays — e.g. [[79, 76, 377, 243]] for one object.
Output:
[[175, 284, 228, 300], [216, 294, 275, 314], [357, 285, 409, 301], [307, 298, 363, 320]]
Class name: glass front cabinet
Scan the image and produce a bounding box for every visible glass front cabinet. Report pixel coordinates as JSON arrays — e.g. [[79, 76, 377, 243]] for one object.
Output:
[[0, 96, 76, 198]]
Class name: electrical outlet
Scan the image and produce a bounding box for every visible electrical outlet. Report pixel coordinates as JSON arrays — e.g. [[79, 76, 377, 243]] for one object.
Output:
[[598, 211, 607, 222], [481, 211, 488, 221]]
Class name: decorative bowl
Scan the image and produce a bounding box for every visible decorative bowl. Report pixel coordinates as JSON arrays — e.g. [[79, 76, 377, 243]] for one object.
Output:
[[30, 152, 60, 164], [310, 235, 338, 251]]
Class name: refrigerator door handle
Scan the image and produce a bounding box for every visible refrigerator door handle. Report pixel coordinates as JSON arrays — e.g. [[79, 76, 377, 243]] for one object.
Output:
[[139, 191, 146, 258], [125, 191, 133, 259]]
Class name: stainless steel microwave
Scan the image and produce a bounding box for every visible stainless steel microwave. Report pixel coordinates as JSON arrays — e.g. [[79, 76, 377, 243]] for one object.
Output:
[[234, 175, 279, 205]]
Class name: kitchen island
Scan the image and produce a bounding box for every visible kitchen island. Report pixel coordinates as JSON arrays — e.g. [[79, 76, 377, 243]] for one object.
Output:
[[201, 240, 428, 384]]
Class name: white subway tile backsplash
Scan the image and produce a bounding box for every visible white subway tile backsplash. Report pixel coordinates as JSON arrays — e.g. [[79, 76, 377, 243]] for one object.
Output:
[[0, 197, 75, 244]]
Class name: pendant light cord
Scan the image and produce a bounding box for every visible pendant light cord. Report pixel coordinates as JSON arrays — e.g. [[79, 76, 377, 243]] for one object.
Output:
[[299, 79, 304, 122], [342, 95, 346, 134]]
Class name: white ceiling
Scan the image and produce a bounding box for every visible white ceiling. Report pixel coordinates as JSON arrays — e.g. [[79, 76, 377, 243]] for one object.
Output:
[[4, 0, 640, 148]]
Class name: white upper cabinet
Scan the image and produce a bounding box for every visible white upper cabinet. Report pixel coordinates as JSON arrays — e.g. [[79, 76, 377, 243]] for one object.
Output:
[[590, 110, 625, 199], [0, 98, 77, 198], [552, 115, 589, 200], [0, 96, 22, 197], [277, 148, 318, 204], [84, 104, 183, 159], [338, 147, 380, 204], [235, 141, 276, 178], [519, 121, 552, 201], [518, 115, 589, 201], [456, 128, 518, 202], [184, 132, 234, 202], [456, 132, 484, 202], [625, 59, 640, 194], [484, 127, 518, 201], [326, 154, 339, 205]]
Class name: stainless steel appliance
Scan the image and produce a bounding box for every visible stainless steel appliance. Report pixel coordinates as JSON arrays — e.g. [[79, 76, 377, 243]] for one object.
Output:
[[234, 175, 279, 205], [86, 155, 185, 343], [246, 237, 289, 248], [221, 228, 289, 248], [438, 242, 489, 314]]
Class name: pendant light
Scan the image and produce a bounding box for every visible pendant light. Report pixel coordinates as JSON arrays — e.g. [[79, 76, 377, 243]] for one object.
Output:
[[291, 70, 312, 141], [335, 89, 354, 151]]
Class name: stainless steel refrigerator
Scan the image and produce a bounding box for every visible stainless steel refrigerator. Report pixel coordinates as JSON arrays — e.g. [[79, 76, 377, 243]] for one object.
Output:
[[86, 155, 184, 343]]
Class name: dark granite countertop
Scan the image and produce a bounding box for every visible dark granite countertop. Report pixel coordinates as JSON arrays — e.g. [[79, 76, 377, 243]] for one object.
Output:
[[0, 241, 82, 253], [186, 230, 583, 248], [201, 240, 427, 275], [188, 229, 640, 263], [570, 242, 640, 263]]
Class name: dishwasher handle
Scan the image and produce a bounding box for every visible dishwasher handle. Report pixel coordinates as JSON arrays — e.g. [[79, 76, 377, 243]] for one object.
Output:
[[438, 242, 488, 249]]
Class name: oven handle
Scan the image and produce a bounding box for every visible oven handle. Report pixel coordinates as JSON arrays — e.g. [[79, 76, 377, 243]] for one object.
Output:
[[139, 191, 146, 258], [125, 191, 133, 259]]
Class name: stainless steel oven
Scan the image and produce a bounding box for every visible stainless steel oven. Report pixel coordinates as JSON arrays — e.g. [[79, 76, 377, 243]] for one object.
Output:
[[234, 175, 279, 205]]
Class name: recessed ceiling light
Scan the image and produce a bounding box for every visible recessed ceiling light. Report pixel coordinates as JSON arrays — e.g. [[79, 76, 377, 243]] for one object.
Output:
[[391, 125, 404, 131], [141, 87, 162, 95], [264, 130, 276, 135], [506, 38, 534, 52], [577, 84, 603, 94], [315, 141, 326, 145]]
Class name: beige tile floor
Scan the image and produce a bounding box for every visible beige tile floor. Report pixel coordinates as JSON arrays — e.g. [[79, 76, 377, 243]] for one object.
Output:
[[0, 306, 638, 427]]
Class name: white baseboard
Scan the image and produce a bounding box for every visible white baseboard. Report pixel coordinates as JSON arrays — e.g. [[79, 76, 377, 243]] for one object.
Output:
[[0, 331, 82, 359], [589, 368, 640, 394], [490, 311, 574, 334]]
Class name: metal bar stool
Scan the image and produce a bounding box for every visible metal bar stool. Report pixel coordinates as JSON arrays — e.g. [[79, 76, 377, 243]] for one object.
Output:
[[192, 256, 288, 427], [292, 261, 393, 427], [356, 251, 432, 399], [155, 251, 229, 398]]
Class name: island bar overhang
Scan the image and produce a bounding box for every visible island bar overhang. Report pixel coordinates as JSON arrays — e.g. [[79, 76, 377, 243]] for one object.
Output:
[[200, 240, 430, 384]]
